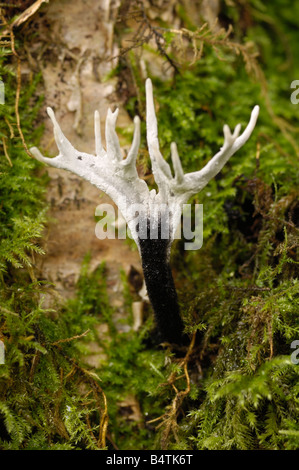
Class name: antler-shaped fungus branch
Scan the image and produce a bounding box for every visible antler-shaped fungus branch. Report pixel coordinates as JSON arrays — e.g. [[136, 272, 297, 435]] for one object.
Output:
[[145, 78, 259, 197], [31, 105, 149, 243], [144, 78, 259, 241]]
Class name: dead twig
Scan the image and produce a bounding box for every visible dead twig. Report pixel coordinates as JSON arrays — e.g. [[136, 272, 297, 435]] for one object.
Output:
[[147, 332, 197, 449], [0, 0, 48, 33], [0, 11, 33, 157], [50, 329, 90, 346], [2, 137, 13, 166], [114, 0, 180, 74]]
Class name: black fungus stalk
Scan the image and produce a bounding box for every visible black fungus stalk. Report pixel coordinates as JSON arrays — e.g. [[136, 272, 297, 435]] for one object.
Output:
[[137, 219, 184, 345]]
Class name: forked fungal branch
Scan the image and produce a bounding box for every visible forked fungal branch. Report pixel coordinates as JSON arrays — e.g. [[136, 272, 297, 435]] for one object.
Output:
[[31, 79, 259, 345]]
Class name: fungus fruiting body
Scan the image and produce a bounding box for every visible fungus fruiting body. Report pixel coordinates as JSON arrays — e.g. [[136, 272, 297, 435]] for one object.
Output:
[[31, 79, 259, 345]]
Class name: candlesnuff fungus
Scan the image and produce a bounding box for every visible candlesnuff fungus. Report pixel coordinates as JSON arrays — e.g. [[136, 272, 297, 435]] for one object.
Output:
[[30, 79, 259, 345]]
